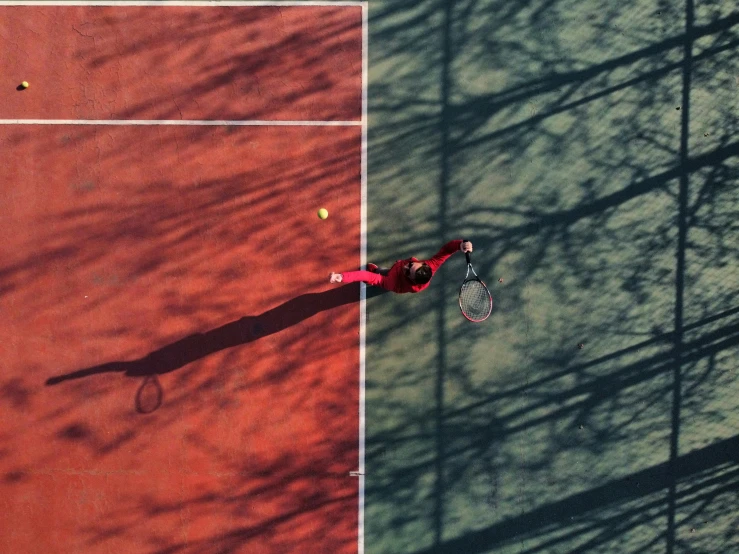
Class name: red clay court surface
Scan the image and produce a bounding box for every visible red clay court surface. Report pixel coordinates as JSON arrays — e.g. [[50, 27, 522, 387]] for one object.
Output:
[[1, 5, 362, 121], [0, 4, 364, 553]]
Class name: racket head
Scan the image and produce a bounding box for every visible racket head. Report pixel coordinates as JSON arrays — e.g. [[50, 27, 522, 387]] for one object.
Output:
[[459, 277, 493, 322]]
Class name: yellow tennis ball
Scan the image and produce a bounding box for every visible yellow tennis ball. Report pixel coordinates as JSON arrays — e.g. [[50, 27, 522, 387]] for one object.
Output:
[[21, 81, 29, 89], [318, 208, 328, 220]]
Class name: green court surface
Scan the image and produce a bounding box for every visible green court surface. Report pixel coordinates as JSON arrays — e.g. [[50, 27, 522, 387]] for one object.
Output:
[[364, 1, 737, 553]]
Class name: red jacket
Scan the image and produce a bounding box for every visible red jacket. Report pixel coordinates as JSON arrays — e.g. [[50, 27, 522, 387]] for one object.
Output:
[[341, 240, 463, 294]]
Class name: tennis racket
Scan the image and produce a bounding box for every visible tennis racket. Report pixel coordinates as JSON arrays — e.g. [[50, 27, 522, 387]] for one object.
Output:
[[459, 247, 492, 322]]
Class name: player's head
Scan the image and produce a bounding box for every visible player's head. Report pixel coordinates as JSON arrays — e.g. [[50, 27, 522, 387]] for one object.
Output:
[[405, 261, 432, 285]]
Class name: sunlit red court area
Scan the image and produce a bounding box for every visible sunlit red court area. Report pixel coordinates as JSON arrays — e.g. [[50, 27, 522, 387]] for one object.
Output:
[[0, 4, 364, 553]]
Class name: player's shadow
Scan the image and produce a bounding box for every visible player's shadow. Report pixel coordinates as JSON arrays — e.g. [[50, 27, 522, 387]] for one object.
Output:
[[45, 283, 365, 386]]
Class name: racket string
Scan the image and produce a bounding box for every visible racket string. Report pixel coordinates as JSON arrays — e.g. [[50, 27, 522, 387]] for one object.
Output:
[[460, 281, 492, 321]]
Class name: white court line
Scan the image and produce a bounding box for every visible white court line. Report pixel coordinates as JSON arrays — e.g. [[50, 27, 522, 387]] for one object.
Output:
[[0, 119, 361, 126], [358, 5, 367, 554], [0, 1, 365, 6]]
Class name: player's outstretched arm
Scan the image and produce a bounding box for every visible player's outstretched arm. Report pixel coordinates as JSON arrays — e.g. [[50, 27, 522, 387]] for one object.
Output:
[[426, 239, 471, 272], [331, 270, 385, 287]]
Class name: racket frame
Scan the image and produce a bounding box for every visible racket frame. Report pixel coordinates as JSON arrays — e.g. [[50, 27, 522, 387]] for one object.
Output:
[[459, 250, 493, 322]]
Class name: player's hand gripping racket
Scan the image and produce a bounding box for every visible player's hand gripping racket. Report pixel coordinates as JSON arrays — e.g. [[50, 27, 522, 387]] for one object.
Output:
[[459, 246, 492, 322]]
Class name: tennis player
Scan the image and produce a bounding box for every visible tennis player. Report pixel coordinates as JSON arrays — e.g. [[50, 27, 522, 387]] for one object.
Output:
[[329, 240, 473, 294]]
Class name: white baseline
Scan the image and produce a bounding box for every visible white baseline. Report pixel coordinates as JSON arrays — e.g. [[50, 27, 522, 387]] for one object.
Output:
[[0, 1, 365, 6], [0, 119, 361, 126]]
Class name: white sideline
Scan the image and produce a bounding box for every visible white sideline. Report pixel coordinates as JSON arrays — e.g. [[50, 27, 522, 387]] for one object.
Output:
[[358, 7, 368, 554]]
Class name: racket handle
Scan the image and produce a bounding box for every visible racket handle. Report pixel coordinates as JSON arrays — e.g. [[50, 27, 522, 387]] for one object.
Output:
[[462, 238, 471, 264]]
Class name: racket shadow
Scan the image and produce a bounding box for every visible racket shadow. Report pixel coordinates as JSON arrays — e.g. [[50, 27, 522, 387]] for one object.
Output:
[[45, 283, 361, 390], [135, 374, 163, 414]]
